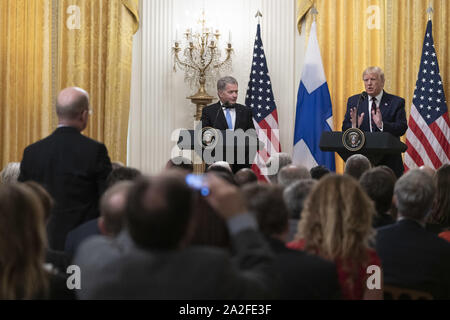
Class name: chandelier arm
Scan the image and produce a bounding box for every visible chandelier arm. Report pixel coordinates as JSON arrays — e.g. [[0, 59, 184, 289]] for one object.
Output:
[[202, 47, 216, 72], [188, 48, 202, 70], [213, 48, 233, 69], [174, 50, 199, 71]]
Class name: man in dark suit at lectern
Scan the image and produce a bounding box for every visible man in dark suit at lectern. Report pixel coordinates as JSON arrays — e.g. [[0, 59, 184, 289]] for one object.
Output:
[[201, 76, 256, 173], [19, 87, 112, 250], [342, 66, 408, 177]]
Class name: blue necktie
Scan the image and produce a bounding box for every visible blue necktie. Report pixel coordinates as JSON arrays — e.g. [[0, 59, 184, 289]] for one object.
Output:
[[226, 109, 233, 129]]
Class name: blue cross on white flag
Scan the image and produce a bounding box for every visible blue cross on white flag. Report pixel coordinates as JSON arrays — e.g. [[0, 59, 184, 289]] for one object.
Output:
[[293, 21, 335, 171]]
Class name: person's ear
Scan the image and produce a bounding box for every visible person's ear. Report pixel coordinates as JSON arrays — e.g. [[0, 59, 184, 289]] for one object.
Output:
[[98, 217, 107, 236]]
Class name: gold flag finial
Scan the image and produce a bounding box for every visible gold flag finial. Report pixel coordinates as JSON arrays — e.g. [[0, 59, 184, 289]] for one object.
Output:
[[427, 4, 433, 21], [255, 10, 262, 24]]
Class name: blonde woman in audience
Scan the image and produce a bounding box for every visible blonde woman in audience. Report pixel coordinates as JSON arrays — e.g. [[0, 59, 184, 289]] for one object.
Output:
[[0, 162, 20, 184], [288, 174, 383, 300]]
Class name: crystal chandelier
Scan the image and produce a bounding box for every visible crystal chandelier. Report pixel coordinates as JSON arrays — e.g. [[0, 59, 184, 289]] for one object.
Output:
[[172, 11, 233, 97]]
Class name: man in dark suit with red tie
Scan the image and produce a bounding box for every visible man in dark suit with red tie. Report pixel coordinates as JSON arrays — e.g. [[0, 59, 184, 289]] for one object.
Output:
[[19, 87, 112, 250], [342, 66, 408, 177], [201, 76, 256, 173]]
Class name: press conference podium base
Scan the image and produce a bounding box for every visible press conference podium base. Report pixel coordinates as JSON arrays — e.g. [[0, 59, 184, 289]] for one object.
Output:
[[319, 131, 407, 165]]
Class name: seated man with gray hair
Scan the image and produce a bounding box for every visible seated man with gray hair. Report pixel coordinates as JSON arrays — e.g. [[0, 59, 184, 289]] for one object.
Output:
[[0, 162, 21, 184], [344, 154, 371, 180], [283, 179, 316, 242], [375, 169, 450, 299], [266, 152, 292, 184], [277, 165, 311, 188]]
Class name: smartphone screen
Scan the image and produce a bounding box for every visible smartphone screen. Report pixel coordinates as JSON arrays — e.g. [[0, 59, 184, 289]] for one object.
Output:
[[185, 174, 210, 196]]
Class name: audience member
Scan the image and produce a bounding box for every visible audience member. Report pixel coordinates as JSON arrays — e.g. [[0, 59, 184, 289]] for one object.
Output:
[[277, 165, 311, 188], [105, 166, 141, 188], [18, 87, 112, 250], [208, 161, 233, 173], [344, 154, 372, 180], [360, 168, 396, 228], [425, 164, 450, 241], [377, 165, 398, 220], [183, 189, 231, 250], [243, 183, 341, 299], [310, 165, 330, 180], [165, 156, 193, 172], [376, 169, 450, 299], [266, 152, 292, 184], [111, 161, 125, 170], [234, 168, 257, 187], [288, 174, 382, 300], [0, 183, 73, 299], [75, 172, 276, 299], [65, 181, 133, 258], [23, 181, 70, 274], [283, 179, 316, 241], [206, 163, 236, 186], [0, 162, 20, 184], [419, 165, 436, 178]]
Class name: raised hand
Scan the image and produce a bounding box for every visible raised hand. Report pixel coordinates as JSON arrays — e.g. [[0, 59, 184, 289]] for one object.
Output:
[[350, 107, 364, 128], [371, 106, 383, 129]]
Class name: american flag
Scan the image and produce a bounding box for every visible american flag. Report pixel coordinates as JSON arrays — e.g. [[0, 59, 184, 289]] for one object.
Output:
[[404, 20, 450, 170], [245, 23, 281, 181]]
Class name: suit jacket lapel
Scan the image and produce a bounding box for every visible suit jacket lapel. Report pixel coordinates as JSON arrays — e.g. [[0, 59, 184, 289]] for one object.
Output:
[[379, 90, 390, 122], [215, 103, 228, 130], [235, 105, 243, 130]]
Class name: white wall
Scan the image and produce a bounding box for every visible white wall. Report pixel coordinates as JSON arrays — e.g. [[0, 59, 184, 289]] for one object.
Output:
[[128, 0, 307, 174]]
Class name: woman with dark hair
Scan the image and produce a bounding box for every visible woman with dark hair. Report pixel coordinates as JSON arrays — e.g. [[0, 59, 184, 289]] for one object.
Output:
[[288, 174, 382, 300], [426, 164, 450, 241], [0, 183, 73, 299]]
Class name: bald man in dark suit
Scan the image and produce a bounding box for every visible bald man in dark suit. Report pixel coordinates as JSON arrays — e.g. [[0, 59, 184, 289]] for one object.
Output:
[[19, 87, 112, 250]]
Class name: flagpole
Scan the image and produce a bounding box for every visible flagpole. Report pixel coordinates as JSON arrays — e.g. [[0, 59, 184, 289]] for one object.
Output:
[[310, 5, 318, 22], [255, 10, 262, 24], [427, 4, 433, 21]]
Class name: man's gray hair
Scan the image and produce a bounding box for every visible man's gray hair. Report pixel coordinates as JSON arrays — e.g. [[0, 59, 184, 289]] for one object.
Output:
[[344, 154, 372, 180], [278, 165, 311, 188], [0, 162, 21, 184], [362, 66, 385, 83], [217, 76, 238, 92], [394, 169, 435, 221], [283, 179, 316, 219], [266, 152, 292, 184]]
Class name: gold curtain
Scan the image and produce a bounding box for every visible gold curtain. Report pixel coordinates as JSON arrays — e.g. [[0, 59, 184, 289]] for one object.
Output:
[[0, 0, 52, 168], [297, 0, 450, 173], [57, 0, 139, 164]]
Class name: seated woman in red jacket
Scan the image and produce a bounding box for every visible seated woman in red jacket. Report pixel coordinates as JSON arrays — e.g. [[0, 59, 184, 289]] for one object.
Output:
[[287, 174, 383, 300]]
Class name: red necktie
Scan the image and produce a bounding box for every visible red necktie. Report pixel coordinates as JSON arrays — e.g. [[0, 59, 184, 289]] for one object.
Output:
[[371, 97, 377, 132]]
